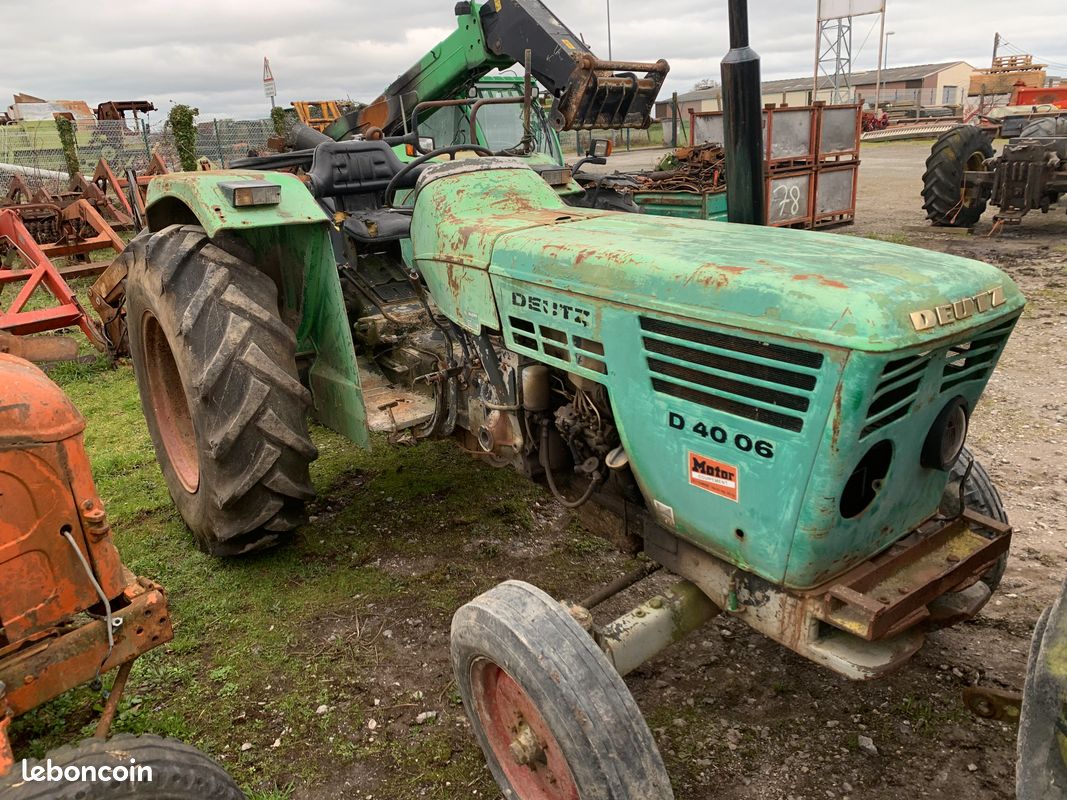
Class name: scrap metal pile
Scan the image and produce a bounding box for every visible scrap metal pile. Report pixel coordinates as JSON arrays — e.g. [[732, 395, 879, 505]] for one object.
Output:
[[636, 142, 727, 193]]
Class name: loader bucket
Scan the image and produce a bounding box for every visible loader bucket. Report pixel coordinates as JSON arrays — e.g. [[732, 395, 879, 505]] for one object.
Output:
[[550, 56, 670, 131]]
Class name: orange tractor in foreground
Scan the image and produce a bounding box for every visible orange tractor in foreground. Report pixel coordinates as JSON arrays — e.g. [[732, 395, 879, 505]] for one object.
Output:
[[0, 353, 243, 799]]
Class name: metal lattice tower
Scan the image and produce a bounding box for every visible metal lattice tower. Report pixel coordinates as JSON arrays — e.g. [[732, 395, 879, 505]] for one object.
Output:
[[814, 17, 854, 103]]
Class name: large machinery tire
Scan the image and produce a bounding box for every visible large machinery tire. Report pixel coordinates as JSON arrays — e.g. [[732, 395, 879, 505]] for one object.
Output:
[[124, 225, 317, 556], [0, 734, 245, 799], [922, 126, 994, 227], [1020, 117, 1067, 138], [1016, 580, 1067, 800], [452, 580, 674, 800]]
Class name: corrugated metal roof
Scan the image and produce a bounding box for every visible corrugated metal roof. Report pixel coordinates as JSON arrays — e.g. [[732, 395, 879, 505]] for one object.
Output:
[[671, 61, 973, 104]]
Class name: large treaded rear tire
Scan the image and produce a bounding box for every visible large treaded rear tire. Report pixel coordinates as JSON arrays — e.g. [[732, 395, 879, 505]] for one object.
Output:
[[124, 225, 317, 556], [0, 734, 245, 798], [922, 126, 994, 227]]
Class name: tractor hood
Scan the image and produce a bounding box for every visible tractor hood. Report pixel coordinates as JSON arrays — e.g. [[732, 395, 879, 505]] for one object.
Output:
[[410, 163, 1024, 351]]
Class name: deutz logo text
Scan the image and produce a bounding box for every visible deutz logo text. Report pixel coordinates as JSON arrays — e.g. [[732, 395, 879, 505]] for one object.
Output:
[[909, 287, 1006, 332]]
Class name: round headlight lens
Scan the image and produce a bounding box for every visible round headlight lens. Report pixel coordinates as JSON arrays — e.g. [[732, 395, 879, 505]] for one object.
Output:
[[922, 396, 969, 470]]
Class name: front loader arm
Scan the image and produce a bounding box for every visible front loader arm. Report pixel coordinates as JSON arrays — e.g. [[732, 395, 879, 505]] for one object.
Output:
[[349, 0, 669, 138]]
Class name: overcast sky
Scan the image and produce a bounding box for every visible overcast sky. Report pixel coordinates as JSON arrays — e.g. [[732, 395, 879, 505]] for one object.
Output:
[[3, 1, 1065, 121]]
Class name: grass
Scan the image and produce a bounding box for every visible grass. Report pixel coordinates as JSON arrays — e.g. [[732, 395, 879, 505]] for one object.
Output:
[[862, 232, 912, 246], [7, 297, 633, 796]]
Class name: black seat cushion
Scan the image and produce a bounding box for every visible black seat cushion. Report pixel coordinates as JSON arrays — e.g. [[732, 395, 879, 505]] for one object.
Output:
[[306, 140, 421, 200], [342, 208, 412, 244]]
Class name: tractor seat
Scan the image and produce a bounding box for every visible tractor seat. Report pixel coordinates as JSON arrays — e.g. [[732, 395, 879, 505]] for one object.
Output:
[[342, 208, 412, 244], [306, 140, 421, 200]]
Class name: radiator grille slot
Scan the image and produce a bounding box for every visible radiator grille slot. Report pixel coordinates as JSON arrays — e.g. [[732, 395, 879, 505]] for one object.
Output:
[[507, 316, 607, 374], [861, 354, 928, 438], [940, 320, 1013, 393], [641, 317, 824, 369], [641, 317, 821, 432]]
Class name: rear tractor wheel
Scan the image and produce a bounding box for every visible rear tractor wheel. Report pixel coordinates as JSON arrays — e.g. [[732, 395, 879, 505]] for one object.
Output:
[[451, 580, 674, 800], [124, 224, 317, 556], [922, 125, 994, 227]]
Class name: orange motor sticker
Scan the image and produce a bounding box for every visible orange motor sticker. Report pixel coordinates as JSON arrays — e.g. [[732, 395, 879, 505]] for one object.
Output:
[[688, 452, 739, 502]]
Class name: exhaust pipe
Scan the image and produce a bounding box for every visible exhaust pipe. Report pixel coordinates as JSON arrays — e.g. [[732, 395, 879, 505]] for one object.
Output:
[[721, 0, 765, 225]]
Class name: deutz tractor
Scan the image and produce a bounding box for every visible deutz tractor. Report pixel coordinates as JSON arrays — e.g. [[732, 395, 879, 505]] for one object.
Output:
[[102, 2, 1026, 797]]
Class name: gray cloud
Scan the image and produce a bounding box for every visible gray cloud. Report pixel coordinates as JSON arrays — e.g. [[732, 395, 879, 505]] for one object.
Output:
[[2, 1, 1064, 122]]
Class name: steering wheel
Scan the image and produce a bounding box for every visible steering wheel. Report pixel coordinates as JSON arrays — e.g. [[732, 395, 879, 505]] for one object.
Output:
[[385, 144, 494, 207]]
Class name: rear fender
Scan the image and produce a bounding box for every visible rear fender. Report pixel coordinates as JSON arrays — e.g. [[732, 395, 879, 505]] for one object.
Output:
[[145, 171, 368, 446]]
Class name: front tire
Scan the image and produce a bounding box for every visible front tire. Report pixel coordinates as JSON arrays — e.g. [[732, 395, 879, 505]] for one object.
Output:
[[951, 445, 1009, 597], [124, 225, 317, 556], [0, 735, 245, 799], [451, 580, 674, 800], [922, 126, 994, 227]]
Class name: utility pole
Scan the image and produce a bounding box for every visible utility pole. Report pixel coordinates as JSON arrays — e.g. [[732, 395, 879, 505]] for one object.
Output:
[[872, 9, 887, 111], [606, 0, 613, 59], [992, 32, 1001, 64]]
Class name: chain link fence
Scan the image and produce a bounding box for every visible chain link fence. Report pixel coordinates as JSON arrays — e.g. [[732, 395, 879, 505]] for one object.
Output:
[[0, 117, 278, 197]]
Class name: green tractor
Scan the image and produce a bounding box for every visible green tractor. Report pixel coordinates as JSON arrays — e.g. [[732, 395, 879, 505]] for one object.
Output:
[[100, 1, 1027, 797]]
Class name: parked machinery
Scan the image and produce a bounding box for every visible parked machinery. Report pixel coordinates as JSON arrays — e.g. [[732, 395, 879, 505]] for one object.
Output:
[[923, 118, 1067, 228], [0, 354, 244, 798]]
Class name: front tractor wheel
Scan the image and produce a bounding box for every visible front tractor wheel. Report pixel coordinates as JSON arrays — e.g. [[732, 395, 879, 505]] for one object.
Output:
[[124, 224, 317, 556], [922, 125, 994, 227], [451, 580, 674, 800], [952, 446, 1010, 597]]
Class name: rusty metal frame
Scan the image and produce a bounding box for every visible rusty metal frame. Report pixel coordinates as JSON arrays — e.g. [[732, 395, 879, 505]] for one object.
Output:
[[765, 170, 816, 228], [815, 509, 1011, 641], [812, 162, 860, 229], [643, 508, 1012, 680], [0, 208, 106, 349], [1, 175, 34, 207], [814, 101, 864, 163], [0, 582, 172, 773], [37, 199, 126, 261], [0, 583, 171, 720], [763, 103, 818, 173]]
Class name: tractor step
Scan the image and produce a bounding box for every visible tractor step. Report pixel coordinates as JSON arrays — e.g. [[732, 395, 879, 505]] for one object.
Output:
[[358, 359, 436, 433], [816, 510, 1011, 641]]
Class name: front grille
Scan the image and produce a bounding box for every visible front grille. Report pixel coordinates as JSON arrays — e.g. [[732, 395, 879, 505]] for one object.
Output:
[[860, 317, 1017, 439], [861, 354, 929, 438], [640, 317, 823, 432], [940, 319, 1014, 393]]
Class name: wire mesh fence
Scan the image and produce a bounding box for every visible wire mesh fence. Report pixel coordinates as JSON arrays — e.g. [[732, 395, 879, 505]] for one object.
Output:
[[0, 117, 278, 197]]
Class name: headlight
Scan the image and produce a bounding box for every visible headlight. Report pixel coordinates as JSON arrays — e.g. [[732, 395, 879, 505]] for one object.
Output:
[[922, 396, 969, 470], [219, 180, 281, 207]]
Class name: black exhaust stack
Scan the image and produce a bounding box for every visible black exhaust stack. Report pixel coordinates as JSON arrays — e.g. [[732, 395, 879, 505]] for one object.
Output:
[[721, 0, 765, 225]]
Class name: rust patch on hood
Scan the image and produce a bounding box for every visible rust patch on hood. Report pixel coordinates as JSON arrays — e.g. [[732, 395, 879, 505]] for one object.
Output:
[[793, 273, 848, 289]]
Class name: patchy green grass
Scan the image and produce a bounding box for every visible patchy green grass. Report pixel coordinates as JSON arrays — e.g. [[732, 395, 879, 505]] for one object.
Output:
[[862, 232, 912, 246], [9, 356, 633, 797]]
